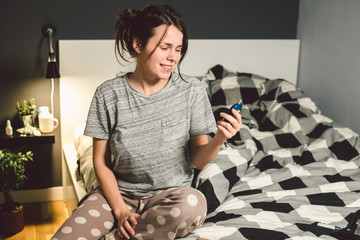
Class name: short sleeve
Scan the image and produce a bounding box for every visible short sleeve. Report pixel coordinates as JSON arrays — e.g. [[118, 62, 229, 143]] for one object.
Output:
[[84, 89, 110, 140], [189, 80, 217, 136]]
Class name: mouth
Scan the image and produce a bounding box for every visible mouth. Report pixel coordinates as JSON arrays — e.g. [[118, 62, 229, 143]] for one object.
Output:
[[160, 64, 173, 72]]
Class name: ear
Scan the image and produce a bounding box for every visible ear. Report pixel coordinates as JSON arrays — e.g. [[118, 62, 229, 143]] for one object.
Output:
[[132, 38, 142, 54]]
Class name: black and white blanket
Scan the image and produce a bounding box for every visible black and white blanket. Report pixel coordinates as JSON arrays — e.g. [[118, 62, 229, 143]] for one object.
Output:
[[180, 65, 360, 239], [77, 65, 360, 240]]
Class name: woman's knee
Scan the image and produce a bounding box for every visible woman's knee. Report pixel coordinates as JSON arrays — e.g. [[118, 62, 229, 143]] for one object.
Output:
[[51, 192, 115, 239], [175, 187, 207, 217], [162, 188, 206, 228], [134, 188, 207, 239]]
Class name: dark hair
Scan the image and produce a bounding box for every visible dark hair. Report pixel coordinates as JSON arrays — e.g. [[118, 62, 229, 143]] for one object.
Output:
[[115, 4, 188, 75]]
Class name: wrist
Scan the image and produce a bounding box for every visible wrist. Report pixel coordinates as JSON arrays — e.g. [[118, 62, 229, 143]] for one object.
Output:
[[212, 133, 226, 145], [112, 202, 129, 219]]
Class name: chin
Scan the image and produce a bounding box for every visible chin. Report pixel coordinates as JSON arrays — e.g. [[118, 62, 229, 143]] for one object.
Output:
[[158, 72, 172, 80]]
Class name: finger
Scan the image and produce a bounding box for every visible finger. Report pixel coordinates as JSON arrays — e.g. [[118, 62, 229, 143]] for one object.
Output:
[[120, 226, 130, 239], [231, 109, 242, 128], [220, 112, 237, 126], [217, 120, 236, 135], [231, 108, 242, 120], [229, 109, 241, 125], [124, 220, 136, 236], [117, 228, 124, 239], [129, 215, 138, 228], [222, 110, 241, 131], [217, 124, 233, 139], [226, 124, 237, 136]]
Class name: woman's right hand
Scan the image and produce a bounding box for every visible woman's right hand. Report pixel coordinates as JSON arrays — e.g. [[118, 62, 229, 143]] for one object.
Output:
[[93, 138, 141, 239], [114, 207, 140, 239]]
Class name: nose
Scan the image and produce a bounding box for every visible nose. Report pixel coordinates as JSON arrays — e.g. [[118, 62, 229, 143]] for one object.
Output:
[[167, 49, 177, 62]]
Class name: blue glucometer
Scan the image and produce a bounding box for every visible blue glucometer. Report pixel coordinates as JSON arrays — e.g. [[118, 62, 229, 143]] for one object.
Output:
[[223, 100, 242, 122], [229, 100, 243, 115]]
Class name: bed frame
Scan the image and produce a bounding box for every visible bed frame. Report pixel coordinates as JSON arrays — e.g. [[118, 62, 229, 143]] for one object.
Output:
[[59, 39, 300, 207]]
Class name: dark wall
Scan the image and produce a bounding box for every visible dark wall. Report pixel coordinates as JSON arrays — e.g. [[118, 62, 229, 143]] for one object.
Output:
[[297, 0, 360, 135], [0, 0, 299, 189]]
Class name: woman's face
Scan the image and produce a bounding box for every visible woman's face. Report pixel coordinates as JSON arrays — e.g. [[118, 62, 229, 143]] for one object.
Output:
[[135, 24, 183, 81]]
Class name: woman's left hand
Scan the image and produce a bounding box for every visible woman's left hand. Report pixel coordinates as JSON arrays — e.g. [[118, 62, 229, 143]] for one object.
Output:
[[215, 109, 242, 141], [189, 109, 242, 169]]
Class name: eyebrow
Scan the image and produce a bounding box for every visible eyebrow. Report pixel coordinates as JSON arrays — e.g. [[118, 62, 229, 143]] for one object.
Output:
[[161, 42, 182, 48]]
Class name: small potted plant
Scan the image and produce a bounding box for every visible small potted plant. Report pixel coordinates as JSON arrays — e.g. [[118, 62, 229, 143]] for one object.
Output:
[[0, 149, 33, 235], [16, 98, 36, 134]]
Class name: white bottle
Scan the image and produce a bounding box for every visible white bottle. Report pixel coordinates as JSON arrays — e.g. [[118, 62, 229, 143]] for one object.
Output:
[[5, 120, 13, 136]]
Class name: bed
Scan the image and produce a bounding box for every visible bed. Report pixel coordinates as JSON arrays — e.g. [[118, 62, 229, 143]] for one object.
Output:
[[59, 39, 360, 239]]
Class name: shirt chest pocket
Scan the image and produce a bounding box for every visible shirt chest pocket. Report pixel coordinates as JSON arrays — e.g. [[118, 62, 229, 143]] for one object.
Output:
[[161, 114, 189, 146]]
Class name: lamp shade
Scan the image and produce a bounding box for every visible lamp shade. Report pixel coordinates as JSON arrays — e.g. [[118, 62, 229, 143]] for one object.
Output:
[[46, 61, 60, 78]]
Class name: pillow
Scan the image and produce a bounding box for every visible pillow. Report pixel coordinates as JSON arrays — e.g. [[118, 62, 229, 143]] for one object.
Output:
[[74, 122, 87, 150], [202, 65, 269, 104], [74, 122, 99, 193]]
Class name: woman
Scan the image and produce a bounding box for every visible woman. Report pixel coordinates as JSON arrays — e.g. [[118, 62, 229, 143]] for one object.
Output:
[[52, 4, 241, 240]]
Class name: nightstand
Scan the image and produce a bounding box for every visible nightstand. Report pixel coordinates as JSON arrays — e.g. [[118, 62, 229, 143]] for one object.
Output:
[[0, 132, 55, 149], [0, 132, 56, 189]]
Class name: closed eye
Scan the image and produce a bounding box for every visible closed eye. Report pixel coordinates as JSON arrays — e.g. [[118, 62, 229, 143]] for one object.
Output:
[[160, 42, 182, 52]]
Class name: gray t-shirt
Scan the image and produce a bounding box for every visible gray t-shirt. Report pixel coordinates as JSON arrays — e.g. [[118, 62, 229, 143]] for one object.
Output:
[[84, 72, 217, 196]]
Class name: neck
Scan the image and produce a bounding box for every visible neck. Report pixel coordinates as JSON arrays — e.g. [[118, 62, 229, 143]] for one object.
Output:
[[129, 70, 170, 96]]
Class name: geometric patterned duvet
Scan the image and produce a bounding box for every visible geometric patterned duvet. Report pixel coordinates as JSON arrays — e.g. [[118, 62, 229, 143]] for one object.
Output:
[[180, 65, 360, 239]]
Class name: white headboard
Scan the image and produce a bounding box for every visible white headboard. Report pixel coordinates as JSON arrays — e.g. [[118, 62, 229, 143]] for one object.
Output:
[[59, 39, 300, 146]]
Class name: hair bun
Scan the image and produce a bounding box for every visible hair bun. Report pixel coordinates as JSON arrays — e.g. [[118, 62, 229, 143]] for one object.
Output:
[[118, 8, 140, 24]]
